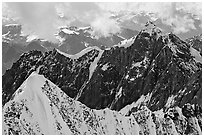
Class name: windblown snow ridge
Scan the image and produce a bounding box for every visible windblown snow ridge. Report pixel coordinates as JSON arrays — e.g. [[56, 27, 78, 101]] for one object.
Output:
[[3, 72, 140, 135], [3, 72, 202, 135]]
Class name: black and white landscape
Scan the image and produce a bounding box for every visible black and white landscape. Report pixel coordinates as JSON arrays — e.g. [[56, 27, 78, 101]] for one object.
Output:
[[2, 2, 202, 135]]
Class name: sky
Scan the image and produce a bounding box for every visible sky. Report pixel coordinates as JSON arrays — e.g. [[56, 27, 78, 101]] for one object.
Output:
[[2, 2, 202, 42]]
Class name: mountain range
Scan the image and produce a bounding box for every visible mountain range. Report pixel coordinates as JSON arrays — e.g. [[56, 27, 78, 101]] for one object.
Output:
[[2, 24, 138, 74], [2, 24, 202, 135]]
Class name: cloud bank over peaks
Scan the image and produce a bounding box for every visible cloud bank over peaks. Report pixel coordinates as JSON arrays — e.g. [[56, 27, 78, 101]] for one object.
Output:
[[4, 2, 61, 43], [3, 2, 202, 42], [3, 2, 121, 42], [91, 15, 121, 37], [57, 2, 121, 37], [99, 2, 202, 34]]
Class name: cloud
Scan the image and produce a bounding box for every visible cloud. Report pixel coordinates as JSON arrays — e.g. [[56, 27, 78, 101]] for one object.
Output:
[[4, 2, 61, 42], [176, 2, 202, 20], [3, 2, 121, 41], [91, 15, 121, 37], [3, 2, 201, 42], [57, 2, 121, 37], [99, 2, 201, 34], [166, 15, 196, 34]]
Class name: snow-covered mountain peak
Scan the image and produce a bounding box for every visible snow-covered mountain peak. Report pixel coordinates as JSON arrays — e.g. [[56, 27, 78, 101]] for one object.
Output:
[[4, 71, 201, 135], [2, 21, 202, 135], [3, 72, 63, 134], [11, 72, 45, 100], [141, 21, 162, 38], [3, 72, 142, 135]]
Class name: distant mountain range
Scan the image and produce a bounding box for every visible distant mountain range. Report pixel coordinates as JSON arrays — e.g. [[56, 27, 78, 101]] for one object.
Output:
[[2, 24, 138, 74]]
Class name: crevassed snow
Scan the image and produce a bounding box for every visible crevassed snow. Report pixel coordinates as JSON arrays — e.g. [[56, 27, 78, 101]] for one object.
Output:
[[190, 46, 202, 63]]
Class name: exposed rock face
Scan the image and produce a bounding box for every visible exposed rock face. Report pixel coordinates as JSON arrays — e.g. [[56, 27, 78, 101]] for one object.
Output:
[[2, 50, 43, 105], [2, 28, 202, 135]]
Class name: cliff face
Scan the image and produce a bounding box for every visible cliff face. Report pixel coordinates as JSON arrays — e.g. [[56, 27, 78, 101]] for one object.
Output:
[[2, 28, 202, 134]]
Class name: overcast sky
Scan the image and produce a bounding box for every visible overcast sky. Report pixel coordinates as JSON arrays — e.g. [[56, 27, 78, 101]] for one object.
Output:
[[2, 2, 202, 42]]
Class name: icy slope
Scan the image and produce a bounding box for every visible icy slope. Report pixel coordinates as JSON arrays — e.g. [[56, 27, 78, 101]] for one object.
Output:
[[120, 101, 202, 135], [2, 72, 140, 135], [3, 72, 202, 135]]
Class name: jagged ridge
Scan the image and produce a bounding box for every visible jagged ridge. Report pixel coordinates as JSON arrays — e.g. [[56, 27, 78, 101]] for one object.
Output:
[[3, 72, 201, 135], [2, 28, 202, 134]]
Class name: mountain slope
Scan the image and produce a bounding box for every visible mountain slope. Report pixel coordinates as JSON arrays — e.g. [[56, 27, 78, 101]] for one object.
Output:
[[2, 27, 202, 134], [3, 72, 201, 135], [3, 28, 202, 109], [2, 72, 141, 135], [3, 28, 201, 108]]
